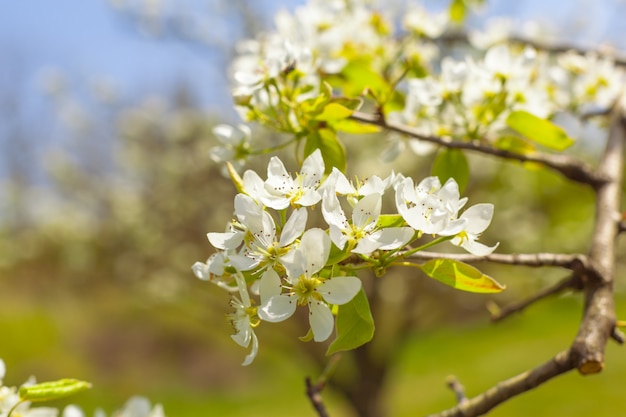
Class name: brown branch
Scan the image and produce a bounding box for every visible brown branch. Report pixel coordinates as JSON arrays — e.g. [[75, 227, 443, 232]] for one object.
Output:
[[438, 31, 626, 67], [426, 350, 575, 417], [406, 251, 591, 270], [446, 376, 468, 406], [350, 111, 605, 187], [508, 35, 626, 67], [306, 377, 330, 417], [619, 220, 626, 234], [570, 107, 625, 374], [488, 275, 580, 322]]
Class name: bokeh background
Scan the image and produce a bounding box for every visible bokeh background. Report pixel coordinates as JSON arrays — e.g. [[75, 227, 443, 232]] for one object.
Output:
[[1, 1, 625, 416]]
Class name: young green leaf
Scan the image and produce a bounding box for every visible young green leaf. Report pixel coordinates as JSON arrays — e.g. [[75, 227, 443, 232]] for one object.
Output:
[[304, 128, 347, 174], [375, 214, 407, 229], [419, 258, 505, 293], [331, 119, 381, 134], [327, 288, 375, 355], [432, 149, 470, 193], [506, 110, 575, 151], [19, 379, 92, 402], [315, 103, 354, 121]]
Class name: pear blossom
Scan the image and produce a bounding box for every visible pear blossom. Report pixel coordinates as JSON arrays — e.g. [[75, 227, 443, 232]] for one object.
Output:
[[258, 228, 361, 342], [322, 190, 414, 255], [395, 176, 467, 236], [228, 274, 260, 366], [208, 124, 252, 172], [451, 204, 499, 256], [262, 149, 324, 209]]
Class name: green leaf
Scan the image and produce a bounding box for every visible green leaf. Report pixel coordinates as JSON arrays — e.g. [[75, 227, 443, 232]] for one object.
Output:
[[432, 149, 470, 193], [340, 59, 390, 100], [375, 214, 407, 229], [494, 135, 537, 154], [304, 128, 346, 174], [19, 379, 92, 402], [331, 119, 381, 134], [449, 0, 467, 23], [506, 110, 575, 151], [420, 259, 505, 293], [327, 288, 375, 355], [315, 103, 354, 121]]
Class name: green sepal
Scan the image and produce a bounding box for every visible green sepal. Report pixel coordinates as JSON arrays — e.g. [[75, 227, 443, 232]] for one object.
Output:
[[304, 128, 347, 174], [419, 258, 505, 293], [375, 214, 406, 229], [432, 149, 470, 193], [506, 110, 575, 151], [299, 328, 314, 342], [19, 379, 92, 402], [326, 288, 375, 355]]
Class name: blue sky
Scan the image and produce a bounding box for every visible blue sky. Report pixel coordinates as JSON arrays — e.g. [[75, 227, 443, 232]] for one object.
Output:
[[0, 0, 624, 186]]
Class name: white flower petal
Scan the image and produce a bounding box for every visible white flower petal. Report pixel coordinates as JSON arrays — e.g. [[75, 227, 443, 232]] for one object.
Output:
[[299, 228, 330, 276], [376, 227, 415, 250], [462, 239, 499, 256], [461, 204, 494, 234], [353, 234, 384, 254], [322, 189, 348, 230], [258, 294, 297, 322], [317, 276, 361, 305], [279, 208, 308, 247], [352, 193, 381, 229], [241, 332, 259, 366], [300, 149, 324, 188], [308, 300, 334, 342], [259, 269, 283, 305], [207, 231, 243, 250]]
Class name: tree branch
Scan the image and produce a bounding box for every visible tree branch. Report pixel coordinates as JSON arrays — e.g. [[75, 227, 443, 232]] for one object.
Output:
[[350, 111, 605, 187], [426, 350, 575, 417], [488, 275, 580, 322], [570, 107, 625, 374], [438, 31, 626, 67], [306, 377, 330, 417], [406, 251, 591, 270]]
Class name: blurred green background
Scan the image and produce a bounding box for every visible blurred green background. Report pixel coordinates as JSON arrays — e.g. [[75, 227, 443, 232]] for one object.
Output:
[[1, 1, 626, 416]]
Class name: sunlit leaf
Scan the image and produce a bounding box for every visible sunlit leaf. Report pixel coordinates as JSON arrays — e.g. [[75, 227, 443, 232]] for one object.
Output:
[[331, 119, 381, 134], [304, 128, 347, 174], [449, 0, 467, 23], [506, 110, 575, 151], [432, 149, 469, 193], [375, 214, 407, 229], [419, 258, 505, 293], [19, 379, 92, 403], [494, 135, 537, 154], [315, 103, 354, 121], [327, 288, 375, 355]]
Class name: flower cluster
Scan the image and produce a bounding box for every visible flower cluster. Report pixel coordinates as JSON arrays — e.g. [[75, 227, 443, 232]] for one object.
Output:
[[193, 149, 497, 365], [0, 359, 165, 417], [210, 0, 626, 168], [395, 44, 625, 143]]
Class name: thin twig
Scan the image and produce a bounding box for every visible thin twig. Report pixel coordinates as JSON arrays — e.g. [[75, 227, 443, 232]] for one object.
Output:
[[488, 275, 580, 322], [508, 35, 626, 67], [406, 251, 590, 270], [350, 111, 606, 187], [619, 220, 626, 234], [438, 31, 626, 67], [425, 350, 575, 417], [306, 377, 330, 417], [446, 376, 468, 406]]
